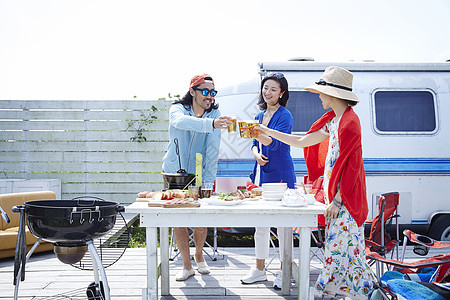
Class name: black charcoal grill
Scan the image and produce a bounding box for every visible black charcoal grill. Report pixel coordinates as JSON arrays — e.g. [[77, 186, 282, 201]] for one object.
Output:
[[12, 196, 125, 300]]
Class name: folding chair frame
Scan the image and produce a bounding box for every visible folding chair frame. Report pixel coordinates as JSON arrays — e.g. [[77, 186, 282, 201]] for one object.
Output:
[[169, 227, 220, 261], [368, 251, 450, 282], [266, 226, 325, 271], [401, 229, 450, 261], [265, 229, 281, 271], [308, 225, 326, 264], [367, 230, 450, 299], [366, 192, 401, 274]]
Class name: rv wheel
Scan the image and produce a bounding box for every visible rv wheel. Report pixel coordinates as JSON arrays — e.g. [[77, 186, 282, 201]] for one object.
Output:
[[428, 215, 450, 241]]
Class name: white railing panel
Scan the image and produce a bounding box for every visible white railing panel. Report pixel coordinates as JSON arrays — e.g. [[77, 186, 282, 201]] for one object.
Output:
[[64, 182, 160, 193], [0, 109, 169, 120], [64, 192, 161, 203], [0, 100, 172, 203], [1, 141, 168, 152], [0, 100, 171, 110], [9, 151, 165, 162], [1, 120, 168, 131]]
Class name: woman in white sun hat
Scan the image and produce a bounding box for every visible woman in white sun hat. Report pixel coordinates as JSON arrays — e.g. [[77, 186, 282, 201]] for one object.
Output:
[[256, 66, 375, 299]]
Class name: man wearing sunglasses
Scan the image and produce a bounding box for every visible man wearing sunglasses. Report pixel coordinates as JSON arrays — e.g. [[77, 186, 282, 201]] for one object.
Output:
[[162, 73, 232, 281]]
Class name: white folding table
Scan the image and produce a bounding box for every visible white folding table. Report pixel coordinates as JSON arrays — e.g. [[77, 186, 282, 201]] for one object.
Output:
[[126, 199, 326, 300]]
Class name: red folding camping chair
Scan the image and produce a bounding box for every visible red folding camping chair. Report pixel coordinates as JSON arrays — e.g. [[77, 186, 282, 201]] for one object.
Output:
[[401, 229, 450, 259], [367, 230, 450, 299], [365, 192, 401, 273]]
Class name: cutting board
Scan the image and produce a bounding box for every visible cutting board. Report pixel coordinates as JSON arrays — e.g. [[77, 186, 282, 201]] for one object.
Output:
[[161, 202, 201, 208], [136, 198, 200, 208]]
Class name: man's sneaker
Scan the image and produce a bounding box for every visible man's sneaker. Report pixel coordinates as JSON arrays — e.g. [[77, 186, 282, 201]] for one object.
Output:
[[175, 268, 195, 281], [196, 261, 210, 274], [273, 270, 282, 289], [240, 267, 267, 284]]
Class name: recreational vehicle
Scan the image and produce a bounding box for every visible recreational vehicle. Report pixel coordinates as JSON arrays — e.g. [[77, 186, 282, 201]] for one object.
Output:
[[215, 59, 450, 241]]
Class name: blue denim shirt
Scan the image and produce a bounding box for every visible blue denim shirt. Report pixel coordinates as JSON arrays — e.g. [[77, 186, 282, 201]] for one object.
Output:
[[162, 103, 221, 184]]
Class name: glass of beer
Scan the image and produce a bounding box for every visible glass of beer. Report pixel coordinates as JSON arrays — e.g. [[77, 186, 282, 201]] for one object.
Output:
[[239, 120, 259, 138], [188, 186, 199, 200], [227, 116, 237, 133], [200, 182, 213, 198], [248, 121, 260, 138]]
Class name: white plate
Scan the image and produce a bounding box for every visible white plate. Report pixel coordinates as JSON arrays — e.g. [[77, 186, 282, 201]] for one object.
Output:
[[262, 191, 283, 197], [263, 188, 287, 192], [262, 196, 282, 201], [246, 196, 262, 201], [281, 202, 307, 207], [202, 196, 246, 206]]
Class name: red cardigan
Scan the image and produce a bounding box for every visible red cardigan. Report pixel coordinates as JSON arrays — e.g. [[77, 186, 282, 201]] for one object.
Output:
[[304, 107, 368, 227]]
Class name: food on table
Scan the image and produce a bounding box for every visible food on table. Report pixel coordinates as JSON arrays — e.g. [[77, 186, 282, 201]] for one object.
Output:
[[137, 191, 150, 198], [218, 189, 255, 201], [136, 190, 188, 201], [165, 198, 199, 205], [136, 197, 151, 202], [151, 192, 164, 200], [251, 188, 262, 196], [237, 185, 247, 193]]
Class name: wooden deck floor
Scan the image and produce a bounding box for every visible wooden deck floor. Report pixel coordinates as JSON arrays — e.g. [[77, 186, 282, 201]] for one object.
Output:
[[0, 246, 445, 299]]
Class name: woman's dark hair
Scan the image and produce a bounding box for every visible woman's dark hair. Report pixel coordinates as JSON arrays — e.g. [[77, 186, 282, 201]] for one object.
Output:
[[173, 80, 219, 113], [345, 99, 358, 107], [257, 73, 290, 110]]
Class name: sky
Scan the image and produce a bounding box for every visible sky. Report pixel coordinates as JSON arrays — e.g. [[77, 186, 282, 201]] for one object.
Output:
[[1, 0, 449, 101]]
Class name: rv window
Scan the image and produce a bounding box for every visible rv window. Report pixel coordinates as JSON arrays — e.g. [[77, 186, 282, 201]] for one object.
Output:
[[286, 91, 331, 133], [374, 91, 436, 133]]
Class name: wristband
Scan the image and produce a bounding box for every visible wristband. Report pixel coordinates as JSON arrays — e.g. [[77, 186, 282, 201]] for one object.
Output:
[[332, 198, 343, 208], [332, 201, 341, 209], [212, 119, 215, 129]]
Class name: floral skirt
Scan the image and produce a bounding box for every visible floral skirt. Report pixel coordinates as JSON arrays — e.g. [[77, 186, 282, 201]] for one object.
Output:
[[314, 206, 375, 299]]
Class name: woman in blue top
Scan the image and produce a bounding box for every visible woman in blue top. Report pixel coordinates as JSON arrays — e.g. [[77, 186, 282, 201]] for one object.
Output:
[[241, 73, 296, 289]]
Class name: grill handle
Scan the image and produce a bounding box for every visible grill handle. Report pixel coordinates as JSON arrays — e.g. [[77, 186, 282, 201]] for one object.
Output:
[[71, 196, 106, 206], [11, 206, 22, 213], [0, 205, 10, 223]]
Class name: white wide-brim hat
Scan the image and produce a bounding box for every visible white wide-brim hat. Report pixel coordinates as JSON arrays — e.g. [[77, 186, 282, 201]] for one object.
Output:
[[305, 66, 360, 102]]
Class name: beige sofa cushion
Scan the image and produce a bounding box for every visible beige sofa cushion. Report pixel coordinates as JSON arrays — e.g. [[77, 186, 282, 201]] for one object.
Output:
[[0, 227, 40, 250], [0, 191, 57, 258], [0, 191, 56, 230]]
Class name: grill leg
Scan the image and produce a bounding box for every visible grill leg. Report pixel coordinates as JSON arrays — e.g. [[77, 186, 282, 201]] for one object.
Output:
[[14, 238, 42, 300], [87, 240, 111, 300]]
